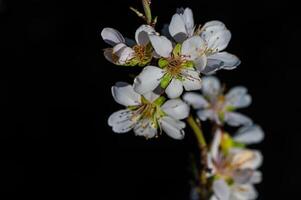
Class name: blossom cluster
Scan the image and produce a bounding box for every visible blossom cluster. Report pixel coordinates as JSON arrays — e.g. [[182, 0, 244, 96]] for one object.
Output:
[[186, 77, 264, 200], [102, 4, 263, 200]]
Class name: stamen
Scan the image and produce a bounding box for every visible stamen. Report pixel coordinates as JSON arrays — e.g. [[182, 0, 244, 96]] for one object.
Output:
[[166, 57, 184, 77]]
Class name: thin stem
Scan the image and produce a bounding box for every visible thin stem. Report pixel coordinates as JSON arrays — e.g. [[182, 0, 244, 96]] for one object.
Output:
[[187, 115, 208, 189], [187, 115, 207, 149], [142, 0, 152, 25]]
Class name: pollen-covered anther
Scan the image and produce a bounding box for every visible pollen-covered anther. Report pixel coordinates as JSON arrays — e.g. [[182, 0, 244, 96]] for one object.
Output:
[[166, 57, 184, 77], [133, 45, 146, 60]]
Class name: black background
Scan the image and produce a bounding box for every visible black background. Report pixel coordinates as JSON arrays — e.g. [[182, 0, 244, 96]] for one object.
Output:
[[1, 0, 300, 199]]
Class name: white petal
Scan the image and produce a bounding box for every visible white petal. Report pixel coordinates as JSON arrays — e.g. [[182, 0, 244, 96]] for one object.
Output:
[[202, 51, 241, 74], [194, 55, 207, 72], [231, 149, 263, 169], [161, 99, 190, 120], [207, 154, 216, 175], [101, 28, 125, 46], [210, 196, 218, 200], [149, 35, 173, 58], [201, 21, 226, 42], [143, 91, 160, 102], [133, 119, 157, 139], [165, 78, 184, 99], [231, 184, 258, 200], [234, 125, 264, 145], [168, 13, 187, 43], [112, 43, 127, 55], [160, 116, 185, 140], [117, 47, 135, 65], [103, 48, 114, 63], [244, 150, 263, 169], [133, 66, 165, 95], [196, 109, 215, 121], [111, 82, 141, 106], [224, 112, 252, 127], [112, 43, 135, 64], [182, 92, 209, 109], [233, 168, 255, 184], [181, 69, 202, 91], [212, 179, 230, 200], [181, 36, 207, 61], [225, 86, 251, 109], [108, 109, 135, 133], [135, 24, 156, 46], [207, 29, 231, 52], [202, 76, 221, 100], [182, 8, 195, 36], [211, 129, 222, 161], [204, 52, 240, 74], [250, 171, 262, 184]]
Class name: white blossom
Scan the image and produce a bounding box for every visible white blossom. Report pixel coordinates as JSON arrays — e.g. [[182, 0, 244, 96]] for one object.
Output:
[[101, 25, 156, 66], [208, 130, 262, 200], [183, 76, 252, 127], [211, 180, 259, 200], [199, 21, 241, 74], [169, 7, 195, 43], [168, 8, 240, 74], [133, 35, 206, 98], [108, 82, 189, 139]]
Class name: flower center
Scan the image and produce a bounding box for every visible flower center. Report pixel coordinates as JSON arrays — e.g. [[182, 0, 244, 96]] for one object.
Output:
[[129, 96, 166, 129], [214, 157, 236, 180], [132, 44, 152, 65], [140, 103, 157, 119], [166, 57, 185, 77], [215, 151, 256, 180], [213, 95, 226, 113], [130, 103, 157, 122], [133, 45, 146, 60]]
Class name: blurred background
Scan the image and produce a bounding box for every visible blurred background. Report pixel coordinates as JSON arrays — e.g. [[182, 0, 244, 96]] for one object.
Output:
[[1, 0, 300, 199]]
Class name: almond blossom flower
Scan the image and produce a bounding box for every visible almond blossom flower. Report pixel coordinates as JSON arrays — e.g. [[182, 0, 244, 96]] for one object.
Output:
[[169, 7, 195, 43], [183, 76, 252, 127], [108, 82, 189, 139], [208, 130, 262, 200], [101, 25, 156, 66], [211, 179, 260, 200], [168, 7, 240, 74], [199, 21, 241, 74], [133, 35, 206, 98]]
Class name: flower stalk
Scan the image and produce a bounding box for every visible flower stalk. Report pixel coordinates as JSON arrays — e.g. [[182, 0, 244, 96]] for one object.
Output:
[[142, 0, 152, 25], [187, 115, 208, 188], [187, 115, 207, 150]]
